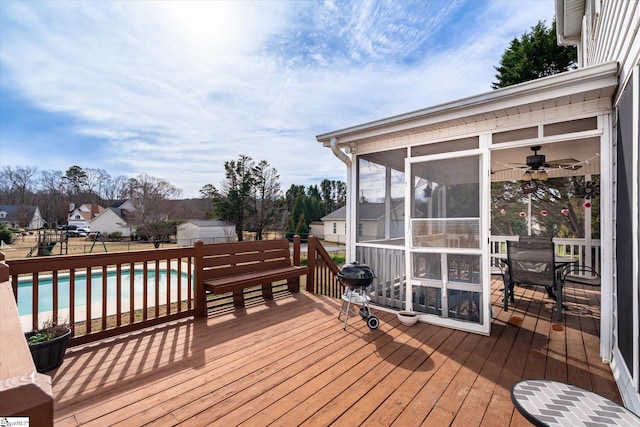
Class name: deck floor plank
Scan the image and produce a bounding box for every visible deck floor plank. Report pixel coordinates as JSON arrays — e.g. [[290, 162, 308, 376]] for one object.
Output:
[[49, 278, 621, 426]]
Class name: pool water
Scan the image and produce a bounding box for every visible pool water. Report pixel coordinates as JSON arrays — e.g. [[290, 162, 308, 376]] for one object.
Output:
[[17, 269, 190, 316]]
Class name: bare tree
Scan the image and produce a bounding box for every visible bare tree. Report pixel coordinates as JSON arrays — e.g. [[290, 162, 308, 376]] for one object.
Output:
[[102, 175, 130, 202], [84, 168, 110, 202], [126, 173, 182, 224], [39, 170, 69, 226], [2, 165, 38, 205], [250, 160, 282, 240]]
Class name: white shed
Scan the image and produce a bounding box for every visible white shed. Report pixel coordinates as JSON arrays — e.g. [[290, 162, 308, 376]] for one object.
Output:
[[176, 220, 236, 246]]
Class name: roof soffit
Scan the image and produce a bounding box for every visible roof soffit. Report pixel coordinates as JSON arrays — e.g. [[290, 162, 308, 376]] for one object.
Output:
[[556, 0, 585, 44], [317, 62, 617, 147]]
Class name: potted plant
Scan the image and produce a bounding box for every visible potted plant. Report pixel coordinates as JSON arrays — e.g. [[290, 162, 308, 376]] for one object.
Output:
[[25, 320, 71, 373]]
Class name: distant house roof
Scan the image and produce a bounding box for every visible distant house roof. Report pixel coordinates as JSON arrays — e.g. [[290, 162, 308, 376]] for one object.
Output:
[[322, 203, 405, 222], [102, 207, 127, 221], [70, 204, 106, 221], [322, 206, 347, 221], [0, 205, 39, 222]]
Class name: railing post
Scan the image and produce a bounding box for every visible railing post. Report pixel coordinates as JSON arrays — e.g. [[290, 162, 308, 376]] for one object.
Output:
[[289, 235, 302, 293], [193, 240, 206, 318], [0, 252, 8, 283], [293, 235, 301, 266], [307, 235, 316, 294]]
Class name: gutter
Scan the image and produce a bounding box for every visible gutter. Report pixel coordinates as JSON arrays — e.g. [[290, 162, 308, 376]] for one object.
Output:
[[330, 137, 351, 167], [329, 137, 353, 262]]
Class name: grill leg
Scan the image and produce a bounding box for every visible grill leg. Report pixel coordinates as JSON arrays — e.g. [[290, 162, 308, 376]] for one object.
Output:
[[338, 288, 356, 330]]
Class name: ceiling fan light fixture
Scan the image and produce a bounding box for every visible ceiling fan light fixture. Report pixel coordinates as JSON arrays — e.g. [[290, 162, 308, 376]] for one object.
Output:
[[532, 170, 548, 181], [522, 171, 532, 181]]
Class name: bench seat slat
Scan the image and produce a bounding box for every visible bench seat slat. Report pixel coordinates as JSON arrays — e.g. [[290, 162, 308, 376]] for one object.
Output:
[[204, 265, 308, 295], [203, 259, 292, 280], [201, 240, 290, 257], [204, 249, 291, 267]]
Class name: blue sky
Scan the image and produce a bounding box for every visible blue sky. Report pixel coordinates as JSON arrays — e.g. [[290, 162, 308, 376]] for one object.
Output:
[[0, 0, 555, 198]]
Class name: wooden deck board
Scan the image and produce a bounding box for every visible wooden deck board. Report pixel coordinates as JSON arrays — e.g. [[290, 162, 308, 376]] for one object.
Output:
[[49, 278, 622, 426]]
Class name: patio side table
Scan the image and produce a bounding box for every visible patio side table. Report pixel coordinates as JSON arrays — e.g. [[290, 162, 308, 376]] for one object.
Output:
[[511, 379, 640, 426]]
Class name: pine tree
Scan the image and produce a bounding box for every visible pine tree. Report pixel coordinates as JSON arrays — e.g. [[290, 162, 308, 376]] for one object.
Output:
[[492, 20, 577, 89]]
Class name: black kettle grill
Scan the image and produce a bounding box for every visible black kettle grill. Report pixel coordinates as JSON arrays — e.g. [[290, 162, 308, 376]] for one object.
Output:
[[337, 261, 379, 330]]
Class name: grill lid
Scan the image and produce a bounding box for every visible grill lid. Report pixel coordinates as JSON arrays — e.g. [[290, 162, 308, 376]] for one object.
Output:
[[337, 261, 375, 280], [338, 261, 376, 286]]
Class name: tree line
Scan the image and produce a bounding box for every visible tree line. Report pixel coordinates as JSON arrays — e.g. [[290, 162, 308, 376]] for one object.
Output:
[[1, 165, 181, 227], [1, 156, 346, 240], [200, 155, 346, 241]]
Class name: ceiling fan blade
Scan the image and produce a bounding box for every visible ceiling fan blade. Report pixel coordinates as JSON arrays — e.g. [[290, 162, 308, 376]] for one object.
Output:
[[501, 163, 529, 169], [545, 158, 582, 169]]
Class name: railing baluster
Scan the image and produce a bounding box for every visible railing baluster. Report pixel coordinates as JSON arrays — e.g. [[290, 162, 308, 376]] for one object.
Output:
[[101, 265, 107, 331], [52, 270, 59, 325], [143, 262, 148, 321], [32, 272, 39, 331], [177, 257, 182, 313], [69, 269, 75, 336], [187, 256, 193, 310], [86, 267, 91, 334], [116, 264, 122, 327], [155, 259, 160, 318], [129, 262, 135, 324], [165, 258, 171, 316]]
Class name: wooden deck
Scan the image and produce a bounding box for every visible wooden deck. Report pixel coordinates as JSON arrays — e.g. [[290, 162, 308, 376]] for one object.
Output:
[[51, 278, 620, 426]]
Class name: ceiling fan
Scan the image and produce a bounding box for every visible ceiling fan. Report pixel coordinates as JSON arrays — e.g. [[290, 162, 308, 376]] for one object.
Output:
[[521, 146, 582, 181], [492, 145, 582, 180]]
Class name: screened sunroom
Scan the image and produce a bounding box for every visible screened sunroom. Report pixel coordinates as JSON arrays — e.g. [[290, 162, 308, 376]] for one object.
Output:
[[317, 62, 617, 335]]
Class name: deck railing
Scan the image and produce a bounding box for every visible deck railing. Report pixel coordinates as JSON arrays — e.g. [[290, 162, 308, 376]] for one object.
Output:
[[348, 236, 601, 311], [353, 245, 406, 310], [3, 235, 317, 348], [490, 236, 601, 273], [306, 236, 342, 298], [6, 247, 199, 346]]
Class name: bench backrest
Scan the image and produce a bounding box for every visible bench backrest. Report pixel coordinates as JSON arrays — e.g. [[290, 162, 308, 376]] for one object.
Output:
[[201, 239, 293, 280]]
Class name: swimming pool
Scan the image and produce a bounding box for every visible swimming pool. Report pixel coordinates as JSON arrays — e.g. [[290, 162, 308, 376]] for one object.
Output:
[[17, 268, 191, 317]]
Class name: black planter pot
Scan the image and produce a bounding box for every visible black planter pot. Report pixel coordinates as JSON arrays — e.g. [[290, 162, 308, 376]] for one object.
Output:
[[25, 329, 71, 373]]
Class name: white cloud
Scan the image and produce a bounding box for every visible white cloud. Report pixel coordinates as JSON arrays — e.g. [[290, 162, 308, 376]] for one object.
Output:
[[0, 0, 555, 197]]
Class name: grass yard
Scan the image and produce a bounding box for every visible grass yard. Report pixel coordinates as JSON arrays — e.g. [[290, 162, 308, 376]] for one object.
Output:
[[2, 233, 178, 260]]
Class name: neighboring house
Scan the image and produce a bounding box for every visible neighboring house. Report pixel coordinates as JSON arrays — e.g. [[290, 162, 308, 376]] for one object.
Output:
[[67, 203, 105, 230], [176, 220, 236, 246], [322, 204, 405, 244], [0, 205, 46, 230], [67, 201, 137, 236], [90, 208, 133, 237], [321, 207, 346, 244], [88, 200, 136, 237], [112, 199, 136, 213], [317, 0, 639, 413]]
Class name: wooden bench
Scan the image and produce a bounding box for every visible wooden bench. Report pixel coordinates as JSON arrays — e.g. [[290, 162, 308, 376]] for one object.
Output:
[[197, 238, 308, 309]]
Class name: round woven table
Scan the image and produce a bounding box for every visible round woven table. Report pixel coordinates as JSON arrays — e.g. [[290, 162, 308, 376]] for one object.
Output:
[[511, 379, 640, 427]]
